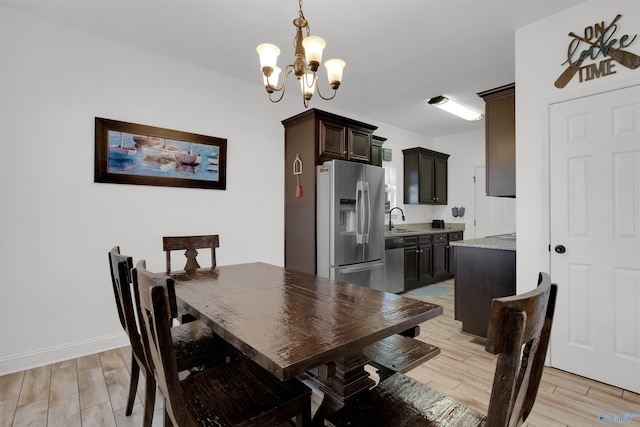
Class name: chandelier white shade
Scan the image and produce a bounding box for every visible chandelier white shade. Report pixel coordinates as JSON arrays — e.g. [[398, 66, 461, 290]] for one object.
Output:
[[427, 96, 484, 121], [256, 0, 345, 107]]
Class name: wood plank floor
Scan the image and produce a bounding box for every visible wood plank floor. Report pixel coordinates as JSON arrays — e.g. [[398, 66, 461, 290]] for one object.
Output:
[[1, 279, 639, 426]]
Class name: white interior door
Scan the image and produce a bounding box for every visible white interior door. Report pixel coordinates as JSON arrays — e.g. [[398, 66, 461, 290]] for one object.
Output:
[[549, 85, 640, 393], [473, 166, 516, 238]]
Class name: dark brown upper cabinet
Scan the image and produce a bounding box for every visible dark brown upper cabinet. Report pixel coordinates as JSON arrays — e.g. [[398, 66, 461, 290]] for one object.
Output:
[[478, 83, 515, 197], [316, 113, 376, 164], [371, 135, 386, 167], [403, 147, 449, 205]]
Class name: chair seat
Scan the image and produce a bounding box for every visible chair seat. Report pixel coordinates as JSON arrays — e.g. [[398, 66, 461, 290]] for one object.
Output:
[[325, 372, 486, 427], [172, 320, 230, 371], [180, 357, 311, 426]]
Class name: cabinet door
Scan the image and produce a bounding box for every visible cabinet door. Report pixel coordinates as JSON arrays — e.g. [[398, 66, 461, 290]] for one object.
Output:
[[486, 94, 515, 196], [371, 136, 385, 167], [432, 242, 448, 277], [418, 154, 435, 203], [433, 156, 448, 205], [404, 246, 418, 287], [348, 128, 372, 163], [478, 83, 515, 197], [417, 235, 433, 282], [446, 232, 463, 274], [319, 120, 346, 160], [418, 244, 432, 282], [447, 245, 455, 274]]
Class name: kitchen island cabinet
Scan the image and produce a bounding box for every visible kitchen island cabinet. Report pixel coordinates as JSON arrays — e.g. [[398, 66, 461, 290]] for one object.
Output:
[[451, 236, 516, 338]]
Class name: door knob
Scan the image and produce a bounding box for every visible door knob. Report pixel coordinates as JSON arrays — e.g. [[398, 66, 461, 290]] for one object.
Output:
[[554, 245, 566, 254]]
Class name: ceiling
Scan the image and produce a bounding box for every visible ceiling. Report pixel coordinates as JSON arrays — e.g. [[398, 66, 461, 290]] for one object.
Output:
[[1, 0, 585, 138]]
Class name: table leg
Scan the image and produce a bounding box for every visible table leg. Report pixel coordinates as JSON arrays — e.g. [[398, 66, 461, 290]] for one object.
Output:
[[312, 352, 375, 425]]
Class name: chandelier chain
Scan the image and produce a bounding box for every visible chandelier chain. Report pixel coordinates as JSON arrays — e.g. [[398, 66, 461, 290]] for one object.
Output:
[[298, 0, 310, 37]]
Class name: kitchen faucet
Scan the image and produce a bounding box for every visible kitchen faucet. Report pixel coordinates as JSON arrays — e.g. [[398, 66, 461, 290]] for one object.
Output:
[[388, 207, 405, 230]]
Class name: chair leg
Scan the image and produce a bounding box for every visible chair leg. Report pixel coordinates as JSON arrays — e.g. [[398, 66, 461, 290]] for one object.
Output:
[[296, 396, 312, 427], [142, 369, 156, 427], [163, 407, 174, 427], [125, 354, 140, 416]]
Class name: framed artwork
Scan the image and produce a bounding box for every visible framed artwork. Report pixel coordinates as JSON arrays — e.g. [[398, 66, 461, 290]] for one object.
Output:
[[94, 117, 227, 190]]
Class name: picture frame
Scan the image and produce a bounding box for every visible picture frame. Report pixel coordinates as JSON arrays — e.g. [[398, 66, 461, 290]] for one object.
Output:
[[94, 117, 227, 190]]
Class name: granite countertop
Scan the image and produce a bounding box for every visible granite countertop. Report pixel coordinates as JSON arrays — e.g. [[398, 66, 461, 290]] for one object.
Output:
[[450, 234, 516, 251], [385, 222, 465, 238]]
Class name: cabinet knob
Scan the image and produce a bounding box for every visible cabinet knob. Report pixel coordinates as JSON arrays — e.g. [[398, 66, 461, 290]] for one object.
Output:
[[554, 245, 566, 254]]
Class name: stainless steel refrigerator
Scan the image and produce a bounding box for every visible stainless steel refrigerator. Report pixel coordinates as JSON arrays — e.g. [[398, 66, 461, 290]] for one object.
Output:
[[316, 160, 386, 290]]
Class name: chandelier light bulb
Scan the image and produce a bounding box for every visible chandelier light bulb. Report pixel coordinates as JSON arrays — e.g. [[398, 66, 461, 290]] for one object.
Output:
[[302, 36, 326, 70], [256, 43, 280, 74], [262, 66, 281, 92], [325, 59, 345, 88], [300, 73, 316, 100]]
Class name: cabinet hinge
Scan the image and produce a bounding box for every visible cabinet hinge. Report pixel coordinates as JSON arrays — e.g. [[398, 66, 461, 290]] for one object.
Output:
[[473, 176, 476, 183]]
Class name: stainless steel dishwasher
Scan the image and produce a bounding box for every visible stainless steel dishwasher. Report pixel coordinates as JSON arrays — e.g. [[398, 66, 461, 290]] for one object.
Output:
[[383, 237, 405, 293]]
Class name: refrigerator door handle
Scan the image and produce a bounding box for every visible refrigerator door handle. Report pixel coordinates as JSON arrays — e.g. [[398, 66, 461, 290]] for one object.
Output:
[[356, 180, 364, 244], [339, 261, 385, 274], [364, 181, 371, 244]]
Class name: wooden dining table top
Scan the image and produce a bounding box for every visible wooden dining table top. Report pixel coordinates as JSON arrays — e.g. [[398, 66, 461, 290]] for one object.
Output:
[[170, 262, 443, 381]]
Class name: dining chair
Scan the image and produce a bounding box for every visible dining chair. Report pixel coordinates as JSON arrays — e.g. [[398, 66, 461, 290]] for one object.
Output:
[[163, 234, 219, 274], [133, 259, 312, 427], [326, 272, 558, 427], [108, 247, 231, 427], [108, 247, 155, 427]]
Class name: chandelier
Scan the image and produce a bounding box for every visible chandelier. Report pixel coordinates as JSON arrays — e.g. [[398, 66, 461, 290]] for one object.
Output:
[[256, 0, 345, 108]]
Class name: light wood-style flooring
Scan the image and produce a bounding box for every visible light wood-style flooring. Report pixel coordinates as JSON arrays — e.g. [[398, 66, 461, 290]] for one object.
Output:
[[1, 279, 639, 426]]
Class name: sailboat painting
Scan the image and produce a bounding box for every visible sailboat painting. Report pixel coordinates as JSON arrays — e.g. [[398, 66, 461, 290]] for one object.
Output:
[[95, 117, 227, 190]]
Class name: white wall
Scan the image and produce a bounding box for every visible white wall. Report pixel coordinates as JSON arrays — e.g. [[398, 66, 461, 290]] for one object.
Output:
[[0, 5, 440, 374], [515, 0, 640, 291], [434, 129, 486, 238]]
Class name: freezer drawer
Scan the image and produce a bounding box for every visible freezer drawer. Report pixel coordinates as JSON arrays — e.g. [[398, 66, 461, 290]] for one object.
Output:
[[331, 261, 385, 290]]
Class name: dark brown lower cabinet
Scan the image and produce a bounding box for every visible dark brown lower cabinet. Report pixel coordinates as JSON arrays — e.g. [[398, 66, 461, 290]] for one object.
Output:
[[454, 246, 516, 338], [431, 234, 448, 277], [404, 236, 432, 290], [403, 231, 463, 292]]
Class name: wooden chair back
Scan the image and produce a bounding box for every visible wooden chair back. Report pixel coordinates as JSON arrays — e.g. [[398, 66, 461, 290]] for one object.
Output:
[[163, 235, 219, 274], [484, 272, 558, 426], [108, 247, 144, 361], [133, 260, 190, 425]]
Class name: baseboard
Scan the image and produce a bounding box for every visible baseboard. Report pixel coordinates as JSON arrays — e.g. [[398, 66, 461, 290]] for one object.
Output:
[[0, 332, 129, 376]]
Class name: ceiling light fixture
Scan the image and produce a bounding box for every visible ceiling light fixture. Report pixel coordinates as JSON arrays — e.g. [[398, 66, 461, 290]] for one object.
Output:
[[256, 0, 345, 108], [427, 96, 483, 121]]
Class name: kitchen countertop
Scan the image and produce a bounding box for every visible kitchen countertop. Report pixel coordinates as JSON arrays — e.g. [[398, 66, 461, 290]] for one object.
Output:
[[385, 222, 465, 238], [449, 234, 516, 251]]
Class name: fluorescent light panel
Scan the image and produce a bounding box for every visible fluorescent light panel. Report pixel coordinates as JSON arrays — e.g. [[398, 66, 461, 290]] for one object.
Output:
[[427, 96, 483, 121]]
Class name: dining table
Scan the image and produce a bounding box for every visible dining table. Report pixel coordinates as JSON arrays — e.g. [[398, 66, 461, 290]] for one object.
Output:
[[169, 262, 443, 424]]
